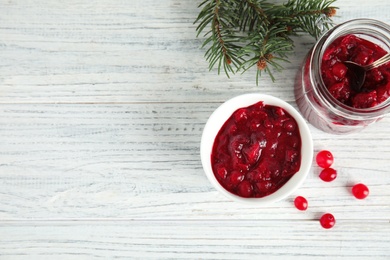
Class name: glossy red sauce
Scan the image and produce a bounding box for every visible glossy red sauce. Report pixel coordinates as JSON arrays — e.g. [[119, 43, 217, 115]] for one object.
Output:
[[211, 101, 302, 198], [321, 34, 390, 108]]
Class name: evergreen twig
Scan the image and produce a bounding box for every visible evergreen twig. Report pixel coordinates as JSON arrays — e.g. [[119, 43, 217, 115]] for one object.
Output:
[[194, 0, 337, 83]]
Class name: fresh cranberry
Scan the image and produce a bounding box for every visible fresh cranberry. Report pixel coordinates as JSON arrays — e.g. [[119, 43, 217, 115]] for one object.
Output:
[[294, 196, 308, 211], [316, 150, 334, 168], [211, 102, 302, 198], [352, 183, 369, 199], [320, 213, 336, 229], [319, 168, 337, 182]]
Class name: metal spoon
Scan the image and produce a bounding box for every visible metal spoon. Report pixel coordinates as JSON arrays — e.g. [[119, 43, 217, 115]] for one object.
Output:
[[343, 53, 390, 92]]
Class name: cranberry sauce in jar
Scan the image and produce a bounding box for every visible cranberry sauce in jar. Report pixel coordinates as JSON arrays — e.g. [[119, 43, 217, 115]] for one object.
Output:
[[295, 19, 390, 134], [211, 101, 302, 198]]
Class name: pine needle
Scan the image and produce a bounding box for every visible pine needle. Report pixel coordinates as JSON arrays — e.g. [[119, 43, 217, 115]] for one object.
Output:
[[194, 0, 337, 84]]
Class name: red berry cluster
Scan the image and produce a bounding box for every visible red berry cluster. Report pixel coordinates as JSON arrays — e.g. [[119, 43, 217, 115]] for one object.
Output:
[[294, 150, 370, 229], [317, 150, 337, 182]]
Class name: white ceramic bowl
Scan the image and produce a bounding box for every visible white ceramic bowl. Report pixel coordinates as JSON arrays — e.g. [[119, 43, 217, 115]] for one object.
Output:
[[200, 93, 313, 205]]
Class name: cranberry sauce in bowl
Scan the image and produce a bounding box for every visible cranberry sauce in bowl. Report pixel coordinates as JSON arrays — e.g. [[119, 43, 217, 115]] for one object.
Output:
[[201, 94, 313, 205], [211, 102, 302, 198], [295, 19, 390, 134]]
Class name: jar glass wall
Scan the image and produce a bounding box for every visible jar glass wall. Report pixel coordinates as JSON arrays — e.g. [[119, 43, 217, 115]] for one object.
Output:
[[295, 19, 390, 134]]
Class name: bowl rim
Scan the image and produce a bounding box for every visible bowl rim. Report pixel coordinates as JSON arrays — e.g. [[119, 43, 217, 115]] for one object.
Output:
[[200, 93, 313, 205]]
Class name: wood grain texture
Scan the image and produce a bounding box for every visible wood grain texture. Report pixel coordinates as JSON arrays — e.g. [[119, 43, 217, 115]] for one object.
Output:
[[1, 0, 389, 104], [1, 220, 390, 259], [0, 103, 389, 221], [1, 0, 390, 259]]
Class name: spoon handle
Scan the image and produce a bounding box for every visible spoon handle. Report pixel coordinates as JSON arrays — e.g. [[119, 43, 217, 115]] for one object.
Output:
[[365, 53, 390, 70]]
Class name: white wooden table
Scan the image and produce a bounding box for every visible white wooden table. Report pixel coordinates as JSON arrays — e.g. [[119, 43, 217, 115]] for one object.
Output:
[[1, 0, 389, 259]]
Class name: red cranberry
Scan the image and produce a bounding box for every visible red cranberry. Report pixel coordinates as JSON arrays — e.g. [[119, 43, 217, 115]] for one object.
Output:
[[323, 45, 336, 61], [320, 213, 336, 229], [331, 62, 347, 79], [367, 69, 384, 83], [263, 119, 273, 129], [341, 34, 358, 50], [352, 183, 369, 199], [228, 124, 238, 134], [328, 82, 351, 103], [316, 150, 334, 168], [352, 45, 373, 65], [234, 108, 248, 122], [242, 142, 262, 165], [283, 119, 296, 132], [237, 180, 253, 197], [229, 171, 244, 185], [351, 91, 378, 108], [353, 52, 370, 65], [246, 170, 261, 182], [285, 148, 299, 162], [216, 166, 228, 179], [294, 196, 308, 211], [274, 107, 285, 117], [376, 83, 390, 103], [319, 168, 337, 182], [250, 120, 261, 131], [288, 135, 300, 148]]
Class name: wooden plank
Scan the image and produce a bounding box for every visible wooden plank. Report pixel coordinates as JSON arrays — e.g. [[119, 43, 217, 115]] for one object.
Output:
[[0, 220, 389, 259], [1, 0, 390, 103], [1, 103, 389, 220], [0, 0, 389, 258]]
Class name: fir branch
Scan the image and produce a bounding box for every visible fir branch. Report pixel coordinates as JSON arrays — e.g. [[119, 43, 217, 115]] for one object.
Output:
[[239, 25, 294, 84], [194, 0, 337, 83], [195, 0, 243, 77], [274, 0, 338, 38], [237, 0, 271, 32]]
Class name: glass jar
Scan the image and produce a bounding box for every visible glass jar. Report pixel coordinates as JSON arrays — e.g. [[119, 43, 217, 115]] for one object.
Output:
[[295, 19, 390, 134]]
